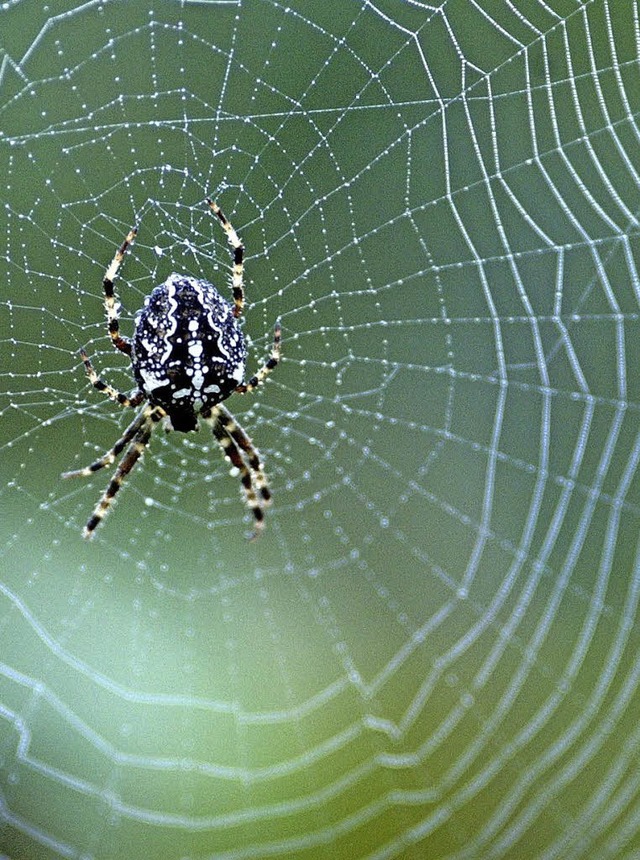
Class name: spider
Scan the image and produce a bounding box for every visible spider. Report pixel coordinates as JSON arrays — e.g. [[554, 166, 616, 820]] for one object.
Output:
[[63, 199, 281, 539]]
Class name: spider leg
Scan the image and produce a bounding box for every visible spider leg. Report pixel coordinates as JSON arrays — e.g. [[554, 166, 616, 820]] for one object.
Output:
[[80, 406, 164, 538], [103, 226, 137, 356], [206, 199, 244, 319], [235, 318, 281, 395], [62, 404, 157, 479], [79, 348, 145, 408], [217, 405, 272, 506], [208, 405, 271, 538]]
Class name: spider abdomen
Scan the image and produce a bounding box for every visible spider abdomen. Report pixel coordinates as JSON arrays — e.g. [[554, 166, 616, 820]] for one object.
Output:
[[131, 273, 247, 432]]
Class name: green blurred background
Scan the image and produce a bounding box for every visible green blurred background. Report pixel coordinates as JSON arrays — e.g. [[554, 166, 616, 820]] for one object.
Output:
[[2, 1, 640, 858]]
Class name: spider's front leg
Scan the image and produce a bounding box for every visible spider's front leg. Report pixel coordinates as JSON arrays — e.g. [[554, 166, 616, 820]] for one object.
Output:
[[64, 404, 165, 538], [207, 405, 272, 539], [62, 403, 156, 480], [81, 412, 158, 538]]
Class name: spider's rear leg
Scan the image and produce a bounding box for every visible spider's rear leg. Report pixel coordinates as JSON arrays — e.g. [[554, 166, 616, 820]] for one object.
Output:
[[206, 199, 245, 318], [103, 226, 137, 355], [235, 318, 281, 395]]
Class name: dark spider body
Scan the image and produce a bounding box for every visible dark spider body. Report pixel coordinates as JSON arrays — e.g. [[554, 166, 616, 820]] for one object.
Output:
[[63, 200, 281, 538], [132, 274, 247, 432]]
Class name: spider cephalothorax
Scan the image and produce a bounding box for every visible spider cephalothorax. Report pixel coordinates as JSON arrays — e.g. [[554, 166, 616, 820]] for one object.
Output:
[[63, 200, 281, 539]]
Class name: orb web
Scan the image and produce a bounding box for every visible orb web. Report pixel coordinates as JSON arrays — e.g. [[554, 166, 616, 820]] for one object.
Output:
[[1, 2, 640, 859]]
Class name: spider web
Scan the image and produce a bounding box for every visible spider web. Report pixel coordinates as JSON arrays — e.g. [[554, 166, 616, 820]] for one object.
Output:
[[1, 1, 640, 857]]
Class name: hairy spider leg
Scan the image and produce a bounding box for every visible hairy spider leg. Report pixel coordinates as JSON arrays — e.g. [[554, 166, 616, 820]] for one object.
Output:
[[103, 226, 138, 356], [62, 404, 160, 480], [206, 199, 245, 318], [81, 406, 165, 538], [217, 404, 271, 506], [235, 318, 282, 395], [208, 405, 270, 538], [79, 348, 145, 409]]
